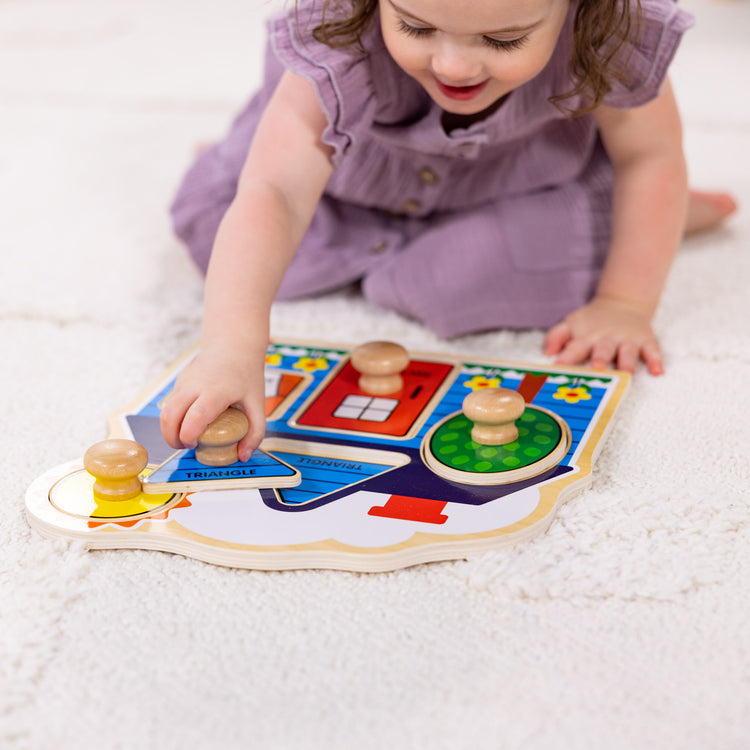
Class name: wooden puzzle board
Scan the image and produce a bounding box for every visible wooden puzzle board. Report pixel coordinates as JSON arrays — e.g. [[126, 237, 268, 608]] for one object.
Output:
[[26, 339, 629, 571]]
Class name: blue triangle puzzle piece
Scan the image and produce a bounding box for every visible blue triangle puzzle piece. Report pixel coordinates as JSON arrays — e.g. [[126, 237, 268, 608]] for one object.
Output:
[[141, 448, 300, 494]]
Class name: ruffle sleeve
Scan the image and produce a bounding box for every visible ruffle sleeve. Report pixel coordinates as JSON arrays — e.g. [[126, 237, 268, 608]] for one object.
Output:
[[268, 2, 377, 166], [603, 0, 694, 108]]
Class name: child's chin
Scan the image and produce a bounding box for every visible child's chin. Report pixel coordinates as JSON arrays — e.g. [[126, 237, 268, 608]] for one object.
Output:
[[436, 92, 508, 119], [439, 100, 486, 114]]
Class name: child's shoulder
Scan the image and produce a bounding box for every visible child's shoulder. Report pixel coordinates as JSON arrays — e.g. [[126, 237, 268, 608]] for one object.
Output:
[[267, 0, 382, 74], [268, 0, 378, 56], [638, 0, 694, 23], [267, 0, 405, 164], [603, 0, 694, 109]]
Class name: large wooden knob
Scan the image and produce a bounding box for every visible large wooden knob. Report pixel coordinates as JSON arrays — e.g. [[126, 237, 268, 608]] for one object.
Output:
[[462, 387, 526, 446], [83, 439, 148, 501], [195, 407, 249, 467], [350, 341, 409, 395]]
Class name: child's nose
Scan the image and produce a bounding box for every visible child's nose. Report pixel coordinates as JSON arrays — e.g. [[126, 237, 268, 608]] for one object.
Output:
[[431, 41, 482, 83]]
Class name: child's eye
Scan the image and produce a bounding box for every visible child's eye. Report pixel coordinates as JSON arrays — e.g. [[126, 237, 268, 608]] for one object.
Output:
[[482, 35, 529, 52], [397, 20, 529, 52], [397, 19, 434, 38]]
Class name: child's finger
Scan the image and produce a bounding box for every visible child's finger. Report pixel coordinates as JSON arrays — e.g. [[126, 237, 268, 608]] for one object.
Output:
[[544, 322, 572, 356], [554, 338, 593, 366], [236, 401, 267, 463], [179, 396, 231, 450], [237, 432, 262, 463], [615, 341, 639, 373], [590, 339, 617, 370], [160, 392, 195, 449], [237, 422, 265, 463], [640, 341, 664, 375]]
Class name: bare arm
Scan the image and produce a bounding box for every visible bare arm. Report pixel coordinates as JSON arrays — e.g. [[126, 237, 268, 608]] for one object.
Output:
[[544, 79, 689, 373], [161, 70, 334, 459]]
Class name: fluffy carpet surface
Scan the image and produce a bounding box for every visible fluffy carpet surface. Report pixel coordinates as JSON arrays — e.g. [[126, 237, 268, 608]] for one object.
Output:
[[1, 0, 748, 747]]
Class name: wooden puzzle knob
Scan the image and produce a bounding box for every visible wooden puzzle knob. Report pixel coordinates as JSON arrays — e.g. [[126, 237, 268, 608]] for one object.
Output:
[[350, 341, 409, 395], [83, 439, 148, 501], [195, 407, 249, 467], [462, 388, 526, 446]]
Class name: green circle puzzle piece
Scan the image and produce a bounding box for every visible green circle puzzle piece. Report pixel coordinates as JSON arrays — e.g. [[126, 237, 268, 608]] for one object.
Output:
[[430, 408, 563, 474]]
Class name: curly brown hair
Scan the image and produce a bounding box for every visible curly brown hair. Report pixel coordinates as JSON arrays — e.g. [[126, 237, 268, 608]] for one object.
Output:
[[307, 0, 642, 117]]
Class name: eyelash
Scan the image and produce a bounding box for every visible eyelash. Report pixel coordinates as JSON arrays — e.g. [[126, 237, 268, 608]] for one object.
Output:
[[396, 19, 529, 52], [483, 35, 528, 52]]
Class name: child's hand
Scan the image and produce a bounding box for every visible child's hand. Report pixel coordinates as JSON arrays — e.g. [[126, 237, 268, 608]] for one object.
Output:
[[543, 296, 664, 375], [159, 345, 267, 462]]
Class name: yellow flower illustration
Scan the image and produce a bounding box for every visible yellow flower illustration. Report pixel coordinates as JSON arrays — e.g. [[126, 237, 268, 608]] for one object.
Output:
[[464, 375, 502, 391], [265, 353, 282, 367], [553, 385, 592, 404], [293, 356, 329, 373]]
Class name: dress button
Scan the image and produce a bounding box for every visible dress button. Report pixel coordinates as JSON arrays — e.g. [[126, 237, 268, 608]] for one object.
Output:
[[401, 199, 421, 213], [370, 240, 388, 254], [418, 167, 439, 185]]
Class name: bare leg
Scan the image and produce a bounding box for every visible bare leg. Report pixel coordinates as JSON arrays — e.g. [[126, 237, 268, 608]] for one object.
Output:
[[684, 189, 738, 236]]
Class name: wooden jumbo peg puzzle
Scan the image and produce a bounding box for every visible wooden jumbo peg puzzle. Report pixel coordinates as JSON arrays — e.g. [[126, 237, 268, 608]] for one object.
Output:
[[26, 339, 629, 571]]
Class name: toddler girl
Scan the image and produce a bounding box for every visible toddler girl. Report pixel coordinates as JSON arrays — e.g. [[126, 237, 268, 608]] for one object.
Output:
[[162, 0, 736, 459]]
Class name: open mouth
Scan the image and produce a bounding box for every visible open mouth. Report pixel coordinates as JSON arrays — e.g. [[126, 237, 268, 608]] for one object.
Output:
[[435, 78, 489, 101]]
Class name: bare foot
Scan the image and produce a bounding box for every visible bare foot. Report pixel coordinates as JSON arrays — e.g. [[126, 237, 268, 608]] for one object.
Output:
[[684, 189, 738, 236]]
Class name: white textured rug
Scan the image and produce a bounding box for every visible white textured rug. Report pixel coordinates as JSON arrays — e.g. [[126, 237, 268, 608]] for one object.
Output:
[[1, 0, 748, 747]]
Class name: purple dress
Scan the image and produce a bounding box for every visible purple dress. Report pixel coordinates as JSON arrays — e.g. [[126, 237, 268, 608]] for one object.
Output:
[[171, 0, 692, 337]]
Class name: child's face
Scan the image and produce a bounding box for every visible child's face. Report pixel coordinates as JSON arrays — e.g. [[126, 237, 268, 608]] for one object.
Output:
[[380, 0, 570, 115]]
